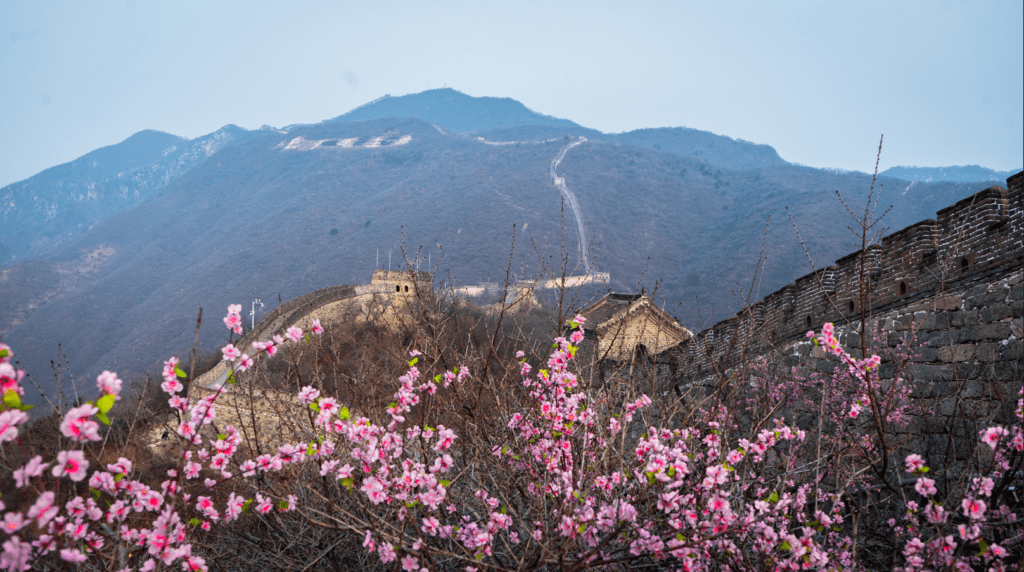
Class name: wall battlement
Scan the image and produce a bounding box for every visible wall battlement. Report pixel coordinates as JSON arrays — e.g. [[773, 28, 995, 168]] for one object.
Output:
[[673, 172, 1022, 374]]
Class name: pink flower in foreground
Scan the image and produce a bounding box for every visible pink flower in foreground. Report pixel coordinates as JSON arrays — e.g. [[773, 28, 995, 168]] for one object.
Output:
[[914, 477, 937, 496], [0, 410, 28, 444], [312, 319, 324, 335], [904, 454, 925, 473], [286, 327, 303, 343], [221, 344, 241, 361], [298, 386, 320, 405], [96, 370, 122, 398], [60, 404, 101, 442], [980, 426, 1007, 450], [52, 450, 89, 481], [237, 354, 253, 372], [223, 313, 242, 333]]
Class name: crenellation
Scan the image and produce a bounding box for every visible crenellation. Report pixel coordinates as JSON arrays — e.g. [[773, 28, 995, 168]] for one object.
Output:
[[661, 172, 1022, 419]]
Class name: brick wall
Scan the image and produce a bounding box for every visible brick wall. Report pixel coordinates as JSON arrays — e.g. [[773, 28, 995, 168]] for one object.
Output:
[[667, 172, 1022, 389]]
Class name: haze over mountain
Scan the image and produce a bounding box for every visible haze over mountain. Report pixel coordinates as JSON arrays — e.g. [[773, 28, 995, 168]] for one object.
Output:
[[1, 88, 1014, 406], [878, 165, 1022, 183]]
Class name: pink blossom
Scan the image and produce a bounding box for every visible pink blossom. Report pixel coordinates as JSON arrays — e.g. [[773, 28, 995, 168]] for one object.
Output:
[[96, 370, 122, 398], [980, 426, 1007, 450], [0, 410, 28, 444], [914, 477, 937, 496], [961, 498, 986, 520], [221, 344, 241, 361], [298, 386, 320, 405], [286, 326, 303, 342], [312, 319, 324, 335], [237, 354, 253, 371], [60, 404, 101, 442], [904, 454, 925, 473], [52, 450, 89, 481], [13, 455, 49, 488]]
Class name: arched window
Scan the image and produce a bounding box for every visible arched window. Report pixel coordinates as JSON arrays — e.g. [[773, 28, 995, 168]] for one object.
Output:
[[404, 285, 409, 292], [396, 285, 400, 292], [899, 281, 907, 296], [960, 257, 969, 272], [848, 300, 855, 313]]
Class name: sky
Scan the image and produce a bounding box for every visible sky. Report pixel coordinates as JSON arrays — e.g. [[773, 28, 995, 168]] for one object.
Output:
[[1, 0, 1021, 188]]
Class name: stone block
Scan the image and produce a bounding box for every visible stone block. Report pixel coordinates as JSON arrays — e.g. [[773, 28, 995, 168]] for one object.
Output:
[[895, 314, 914, 330], [976, 322, 1011, 340], [981, 305, 1012, 323], [930, 382, 957, 397], [811, 345, 826, 359], [925, 330, 960, 347], [909, 363, 954, 382], [975, 342, 999, 362], [986, 290, 1008, 305], [1011, 319, 1023, 338], [912, 347, 939, 362], [1002, 339, 1022, 361], [949, 310, 979, 327], [937, 344, 974, 362], [918, 313, 937, 331], [1011, 284, 1023, 301], [1012, 301, 1023, 317]]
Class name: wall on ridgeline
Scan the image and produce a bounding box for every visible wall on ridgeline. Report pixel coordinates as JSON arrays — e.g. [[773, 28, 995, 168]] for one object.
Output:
[[657, 172, 1022, 431]]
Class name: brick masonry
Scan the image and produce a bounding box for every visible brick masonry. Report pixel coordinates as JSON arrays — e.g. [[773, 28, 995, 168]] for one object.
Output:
[[660, 172, 1022, 430]]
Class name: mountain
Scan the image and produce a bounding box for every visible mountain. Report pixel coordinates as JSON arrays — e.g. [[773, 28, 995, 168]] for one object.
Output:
[[328, 88, 583, 134], [0, 90, 1011, 407], [0, 126, 255, 265], [879, 165, 1021, 183]]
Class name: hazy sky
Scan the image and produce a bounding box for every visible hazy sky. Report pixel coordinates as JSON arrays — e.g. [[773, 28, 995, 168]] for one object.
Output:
[[1, 0, 1021, 188]]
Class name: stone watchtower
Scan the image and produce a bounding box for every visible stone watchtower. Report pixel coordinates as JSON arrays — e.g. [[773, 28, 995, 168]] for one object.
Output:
[[371, 269, 434, 295]]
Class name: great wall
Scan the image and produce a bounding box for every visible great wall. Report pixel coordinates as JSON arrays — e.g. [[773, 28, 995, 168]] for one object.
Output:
[[196, 173, 1021, 408]]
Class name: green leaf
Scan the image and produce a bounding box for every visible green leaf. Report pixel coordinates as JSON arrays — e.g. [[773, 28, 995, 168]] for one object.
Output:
[[4, 389, 22, 410], [96, 412, 110, 426], [780, 540, 792, 551], [175, 366, 187, 378], [278, 500, 289, 511], [241, 499, 254, 514], [339, 406, 351, 421], [113, 473, 125, 482], [646, 472, 656, 486], [500, 505, 507, 514], [90, 487, 101, 500], [668, 466, 676, 477], [577, 523, 586, 533], [408, 357, 418, 367], [0, 349, 8, 358], [226, 372, 236, 386], [978, 538, 989, 557], [306, 441, 316, 456], [339, 477, 354, 489], [97, 393, 115, 414], [434, 374, 442, 383], [309, 402, 320, 412], [304, 333, 310, 342], [768, 492, 779, 504], [439, 480, 451, 487], [217, 434, 227, 440], [189, 518, 200, 527], [676, 533, 685, 542]]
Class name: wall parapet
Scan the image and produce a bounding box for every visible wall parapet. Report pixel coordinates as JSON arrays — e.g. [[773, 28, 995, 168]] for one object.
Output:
[[670, 172, 1023, 378]]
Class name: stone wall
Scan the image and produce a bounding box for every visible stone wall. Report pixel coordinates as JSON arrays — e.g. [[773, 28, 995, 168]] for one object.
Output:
[[664, 173, 1022, 395]]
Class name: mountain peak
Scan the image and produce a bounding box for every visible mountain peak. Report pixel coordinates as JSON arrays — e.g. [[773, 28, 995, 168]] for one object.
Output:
[[331, 88, 582, 134]]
